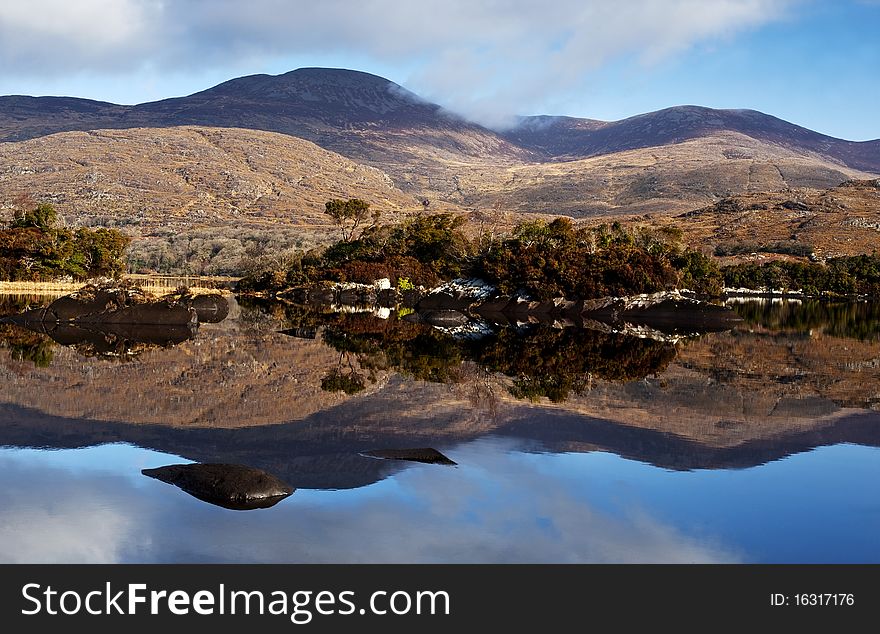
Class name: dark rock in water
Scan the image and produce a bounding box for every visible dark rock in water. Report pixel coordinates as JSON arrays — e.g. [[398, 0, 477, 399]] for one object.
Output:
[[10, 285, 197, 327], [420, 310, 470, 327], [362, 448, 457, 465], [308, 288, 336, 305], [185, 294, 229, 323], [400, 288, 424, 308], [417, 292, 474, 312], [377, 288, 401, 307], [142, 463, 294, 510], [48, 322, 196, 356]]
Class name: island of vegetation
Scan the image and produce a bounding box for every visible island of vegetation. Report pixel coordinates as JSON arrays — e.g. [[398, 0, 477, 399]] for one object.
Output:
[[238, 198, 880, 303]]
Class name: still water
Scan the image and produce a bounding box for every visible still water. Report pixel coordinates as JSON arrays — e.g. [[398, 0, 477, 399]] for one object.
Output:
[[1, 295, 878, 563]]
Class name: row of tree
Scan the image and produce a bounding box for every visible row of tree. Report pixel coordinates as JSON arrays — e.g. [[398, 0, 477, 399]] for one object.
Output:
[[722, 255, 880, 297]]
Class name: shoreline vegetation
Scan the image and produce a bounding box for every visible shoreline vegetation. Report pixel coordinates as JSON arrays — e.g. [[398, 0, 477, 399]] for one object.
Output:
[[1, 200, 878, 303], [237, 199, 880, 304]]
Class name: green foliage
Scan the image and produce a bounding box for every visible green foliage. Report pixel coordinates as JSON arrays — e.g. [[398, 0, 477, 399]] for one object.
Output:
[[11, 203, 58, 230], [722, 254, 880, 297], [241, 212, 727, 300], [240, 209, 472, 293], [1, 203, 131, 281], [673, 249, 724, 296], [389, 213, 470, 278], [477, 219, 718, 300], [397, 277, 415, 291], [323, 198, 377, 242], [320, 368, 366, 394], [0, 325, 56, 367], [715, 242, 814, 258], [11, 338, 55, 367]]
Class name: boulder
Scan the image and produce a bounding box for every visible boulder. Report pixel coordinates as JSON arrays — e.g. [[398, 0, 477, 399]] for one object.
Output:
[[142, 463, 294, 511], [185, 294, 229, 323]]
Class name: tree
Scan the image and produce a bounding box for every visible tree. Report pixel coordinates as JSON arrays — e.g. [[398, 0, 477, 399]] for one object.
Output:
[[323, 198, 376, 242], [73, 227, 131, 278], [11, 203, 58, 231], [1, 202, 130, 281]]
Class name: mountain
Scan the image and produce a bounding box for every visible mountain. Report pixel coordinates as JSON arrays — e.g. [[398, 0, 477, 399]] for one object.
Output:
[[0, 68, 527, 166], [0, 67, 878, 222], [0, 126, 429, 275], [0, 125, 420, 227], [505, 106, 880, 173]]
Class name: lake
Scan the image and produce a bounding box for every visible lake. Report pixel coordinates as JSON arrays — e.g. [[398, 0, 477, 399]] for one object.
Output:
[[1, 294, 878, 563]]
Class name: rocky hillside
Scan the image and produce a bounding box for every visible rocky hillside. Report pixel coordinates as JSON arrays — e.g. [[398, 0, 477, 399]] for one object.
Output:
[[444, 132, 874, 217], [649, 178, 880, 259], [1, 67, 876, 222], [0, 125, 433, 271]]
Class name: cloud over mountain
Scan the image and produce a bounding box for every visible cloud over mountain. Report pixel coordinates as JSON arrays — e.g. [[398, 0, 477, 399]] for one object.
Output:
[[0, 0, 800, 125]]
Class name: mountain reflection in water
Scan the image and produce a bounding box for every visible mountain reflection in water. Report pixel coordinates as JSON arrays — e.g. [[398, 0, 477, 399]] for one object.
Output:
[[0, 294, 878, 562]]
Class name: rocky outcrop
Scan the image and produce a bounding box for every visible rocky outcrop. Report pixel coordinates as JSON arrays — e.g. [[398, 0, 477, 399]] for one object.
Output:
[[6, 285, 198, 327], [142, 463, 294, 510]]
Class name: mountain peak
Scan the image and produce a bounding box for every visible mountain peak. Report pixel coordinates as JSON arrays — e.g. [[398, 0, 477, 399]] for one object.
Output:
[[197, 67, 428, 115]]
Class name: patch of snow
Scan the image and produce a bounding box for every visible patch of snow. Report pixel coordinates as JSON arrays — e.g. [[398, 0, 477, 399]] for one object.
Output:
[[609, 323, 696, 344], [328, 304, 372, 314], [723, 287, 805, 297]]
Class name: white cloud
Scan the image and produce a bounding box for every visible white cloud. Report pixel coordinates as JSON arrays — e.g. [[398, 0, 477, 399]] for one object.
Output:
[[0, 0, 801, 122]]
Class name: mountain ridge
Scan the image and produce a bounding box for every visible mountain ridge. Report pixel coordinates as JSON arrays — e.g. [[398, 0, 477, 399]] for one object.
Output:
[[0, 67, 877, 234], [506, 105, 880, 172], [1, 67, 877, 172]]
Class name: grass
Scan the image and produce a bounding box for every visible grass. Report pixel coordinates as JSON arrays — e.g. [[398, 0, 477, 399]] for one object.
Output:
[[0, 275, 236, 297]]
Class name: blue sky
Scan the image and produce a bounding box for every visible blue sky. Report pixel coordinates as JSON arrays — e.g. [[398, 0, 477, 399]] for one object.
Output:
[[0, 0, 877, 139]]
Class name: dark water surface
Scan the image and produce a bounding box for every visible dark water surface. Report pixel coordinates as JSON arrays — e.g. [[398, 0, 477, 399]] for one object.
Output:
[[1, 295, 878, 563]]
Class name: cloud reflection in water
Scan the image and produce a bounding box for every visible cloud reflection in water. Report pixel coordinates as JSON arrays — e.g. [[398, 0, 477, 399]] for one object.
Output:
[[0, 439, 739, 563]]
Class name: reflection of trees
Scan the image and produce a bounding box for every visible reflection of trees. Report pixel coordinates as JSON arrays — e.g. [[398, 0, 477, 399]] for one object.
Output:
[[286, 307, 679, 404], [321, 315, 463, 384], [0, 324, 56, 367], [1, 320, 195, 364], [321, 351, 367, 395], [732, 301, 880, 341], [473, 327, 677, 402]]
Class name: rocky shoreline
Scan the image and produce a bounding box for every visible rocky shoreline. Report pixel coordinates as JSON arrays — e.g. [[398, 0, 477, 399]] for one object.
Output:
[[268, 278, 743, 333]]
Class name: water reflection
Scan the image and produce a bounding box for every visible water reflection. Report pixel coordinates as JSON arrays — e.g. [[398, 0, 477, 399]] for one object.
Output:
[[1, 400, 878, 490], [1, 293, 879, 563], [729, 298, 880, 340], [269, 302, 682, 403], [0, 440, 877, 563], [0, 291, 221, 362]]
